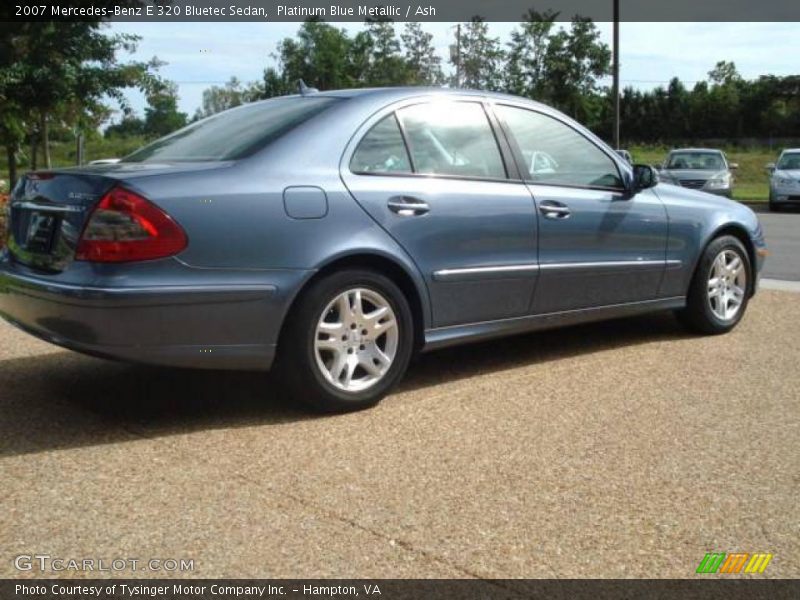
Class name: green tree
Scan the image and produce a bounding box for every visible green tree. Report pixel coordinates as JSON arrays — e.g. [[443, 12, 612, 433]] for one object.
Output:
[[544, 17, 611, 122], [105, 116, 146, 138], [276, 19, 355, 90], [0, 20, 160, 183], [706, 61, 743, 137], [347, 30, 373, 87], [454, 18, 504, 90], [709, 61, 741, 86], [504, 10, 559, 97], [401, 22, 443, 85], [144, 82, 187, 137], [362, 19, 408, 86], [258, 67, 292, 99], [502, 14, 609, 126], [195, 77, 248, 118]]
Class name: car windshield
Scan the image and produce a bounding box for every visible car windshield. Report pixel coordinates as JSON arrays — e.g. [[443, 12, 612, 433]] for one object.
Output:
[[666, 152, 725, 170], [123, 97, 341, 162], [777, 153, 800, 170]]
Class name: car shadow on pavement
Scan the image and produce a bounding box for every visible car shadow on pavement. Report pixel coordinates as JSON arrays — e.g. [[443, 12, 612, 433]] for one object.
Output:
[[0, 311, 692, 458], [746, 203, 799, 214]]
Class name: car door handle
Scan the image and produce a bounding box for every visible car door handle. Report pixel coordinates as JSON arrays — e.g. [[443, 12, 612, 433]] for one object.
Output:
[[387, 196, 430, 216], [539, 201, 570, 219]]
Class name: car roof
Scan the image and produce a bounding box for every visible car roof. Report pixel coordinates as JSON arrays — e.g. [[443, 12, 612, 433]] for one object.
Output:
[[781, 148, 800, 153], [285, 86, 553, 110]]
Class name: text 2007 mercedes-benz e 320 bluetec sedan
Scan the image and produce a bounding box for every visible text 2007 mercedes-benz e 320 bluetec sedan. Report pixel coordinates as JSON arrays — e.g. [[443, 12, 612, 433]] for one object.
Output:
[[1, 88, 767, 412]]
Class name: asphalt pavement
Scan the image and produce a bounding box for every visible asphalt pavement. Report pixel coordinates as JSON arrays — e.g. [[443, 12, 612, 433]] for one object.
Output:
[[1, 289, 798, 579], [756, 208, 800, 281]]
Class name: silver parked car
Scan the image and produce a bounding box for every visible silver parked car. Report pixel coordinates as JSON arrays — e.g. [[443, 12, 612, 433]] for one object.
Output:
[[615, 149, 633, 164], [659, 148, 737, 198], [767, 149, 800, 211], [0, 88, 767, 412]]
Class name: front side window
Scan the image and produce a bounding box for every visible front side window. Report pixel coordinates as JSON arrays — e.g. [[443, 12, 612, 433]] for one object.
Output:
[[396, 102, 507, 179], [124, 97, 341, 162], [350, 114, 412, 174], [496, 105, 623, 189]]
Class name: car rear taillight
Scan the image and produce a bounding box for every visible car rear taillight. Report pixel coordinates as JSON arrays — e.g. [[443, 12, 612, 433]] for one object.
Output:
[[76, 187, 187, 263]]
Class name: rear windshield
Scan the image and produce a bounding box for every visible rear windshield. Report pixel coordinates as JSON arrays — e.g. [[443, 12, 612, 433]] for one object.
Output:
[[123, 97, 341, 162]]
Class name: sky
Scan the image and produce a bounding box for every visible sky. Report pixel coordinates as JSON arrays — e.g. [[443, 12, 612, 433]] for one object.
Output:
[[106, 21, 800, 120]]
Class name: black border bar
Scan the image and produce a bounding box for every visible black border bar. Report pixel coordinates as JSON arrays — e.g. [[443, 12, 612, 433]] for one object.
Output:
[[4, 0, 800, 22], [3, 579, 800, 600]]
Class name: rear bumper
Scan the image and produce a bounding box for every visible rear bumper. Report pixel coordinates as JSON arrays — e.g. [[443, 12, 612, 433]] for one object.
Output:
[[770, 192, 800, 205], [0, 254, 306, 370]]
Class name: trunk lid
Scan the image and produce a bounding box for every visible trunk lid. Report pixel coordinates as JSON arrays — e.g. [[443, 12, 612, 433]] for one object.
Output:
[[7, 171, 115, 272], [6, 162, 228, 272]]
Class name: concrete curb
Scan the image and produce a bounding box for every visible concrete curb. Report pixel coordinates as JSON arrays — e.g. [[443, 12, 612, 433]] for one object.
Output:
[[760, 278, 800, 292]]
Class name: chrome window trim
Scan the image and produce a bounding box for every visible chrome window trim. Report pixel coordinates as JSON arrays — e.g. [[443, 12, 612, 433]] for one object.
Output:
[[346, 96, 517, 184]]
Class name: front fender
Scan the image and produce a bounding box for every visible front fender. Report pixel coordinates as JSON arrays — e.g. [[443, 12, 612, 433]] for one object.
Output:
[[655, 184, 764, 297]]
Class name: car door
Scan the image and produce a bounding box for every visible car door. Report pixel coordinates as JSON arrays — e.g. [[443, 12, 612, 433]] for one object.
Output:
[[493, 103, 669, 314], [341, 100, 539, 327]]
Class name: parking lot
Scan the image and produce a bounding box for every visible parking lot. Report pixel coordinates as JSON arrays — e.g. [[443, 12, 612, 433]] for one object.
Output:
[[758, 209, 800, 281], [2, 279, 798, 578]]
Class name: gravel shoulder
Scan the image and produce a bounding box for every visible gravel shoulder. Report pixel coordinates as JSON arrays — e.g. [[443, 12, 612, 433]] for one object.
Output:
[[1, 290, 798, 578]]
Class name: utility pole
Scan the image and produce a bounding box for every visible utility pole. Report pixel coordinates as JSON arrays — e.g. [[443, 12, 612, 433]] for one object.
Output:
[[455, 24, 461, 88], [75, 132, 84, 166], [612, 0, 620, 149]]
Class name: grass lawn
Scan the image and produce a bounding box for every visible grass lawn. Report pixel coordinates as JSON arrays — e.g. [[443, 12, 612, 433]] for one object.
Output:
[[629, 144, 775, 202]]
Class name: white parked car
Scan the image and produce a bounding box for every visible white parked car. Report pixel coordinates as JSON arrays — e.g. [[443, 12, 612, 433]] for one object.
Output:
[[767, 149, 800, 211]]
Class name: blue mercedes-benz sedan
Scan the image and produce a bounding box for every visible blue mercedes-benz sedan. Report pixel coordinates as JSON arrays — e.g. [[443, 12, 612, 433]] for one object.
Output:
[[0, 87, 767, 412]]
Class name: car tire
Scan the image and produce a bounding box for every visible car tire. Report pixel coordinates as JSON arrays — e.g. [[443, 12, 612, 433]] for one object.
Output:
[[277, 269, 414, 413], [768, 191, 780, 212], [675, 235, 752, 335]]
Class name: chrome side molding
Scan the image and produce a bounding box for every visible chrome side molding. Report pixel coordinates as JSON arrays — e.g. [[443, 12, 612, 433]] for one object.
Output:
[[433, 259, 681, 282]]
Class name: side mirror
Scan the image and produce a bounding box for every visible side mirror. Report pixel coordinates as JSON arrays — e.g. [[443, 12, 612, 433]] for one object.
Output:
[[766, 162, 776, 173], [630, 164, 658, 195], [729, 162, 739, 170]]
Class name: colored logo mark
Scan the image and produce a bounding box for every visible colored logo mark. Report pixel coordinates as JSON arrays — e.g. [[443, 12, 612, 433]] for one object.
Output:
[[696, 552, 773, 574]]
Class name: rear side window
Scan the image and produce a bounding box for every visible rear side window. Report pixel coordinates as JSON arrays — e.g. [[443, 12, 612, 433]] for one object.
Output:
[[124, 97, 341, 162], [350, 115, 412, 174], [396, 102, 507, 179], [496, 105, 622, 189]]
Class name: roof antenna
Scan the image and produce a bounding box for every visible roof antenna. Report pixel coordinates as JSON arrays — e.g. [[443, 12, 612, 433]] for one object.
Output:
[[297, 79, 319, 96]]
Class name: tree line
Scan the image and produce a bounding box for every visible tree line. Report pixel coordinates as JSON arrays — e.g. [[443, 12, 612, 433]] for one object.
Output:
[[3, 16, 800, 188], [170, 15, 800, 144], [611, 66, 800, 143]]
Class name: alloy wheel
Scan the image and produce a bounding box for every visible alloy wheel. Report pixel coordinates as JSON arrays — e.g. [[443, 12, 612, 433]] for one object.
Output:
[[707, 249, 747, 321], [313, 288, 399, 393]]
